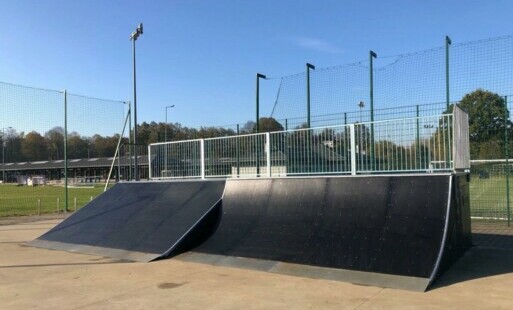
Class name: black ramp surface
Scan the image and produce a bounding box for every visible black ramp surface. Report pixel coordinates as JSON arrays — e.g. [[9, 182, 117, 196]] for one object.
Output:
[[192, 175, 470, 290], [29, 181, 225, 262]]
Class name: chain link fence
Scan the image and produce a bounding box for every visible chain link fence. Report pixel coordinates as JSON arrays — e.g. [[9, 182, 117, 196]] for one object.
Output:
[[0, 81, 127, 216]]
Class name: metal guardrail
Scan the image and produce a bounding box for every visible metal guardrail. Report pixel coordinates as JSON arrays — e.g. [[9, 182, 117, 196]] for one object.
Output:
[[148, 113, 462, 179]]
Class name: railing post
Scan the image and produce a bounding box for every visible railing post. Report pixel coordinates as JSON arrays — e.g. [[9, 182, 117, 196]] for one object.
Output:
[[200, 139, 205, 179], [266, 132, 271, 177], [350, 124, 356, 175], [236, 124, 240, 177], [148, 144, 152, 179]]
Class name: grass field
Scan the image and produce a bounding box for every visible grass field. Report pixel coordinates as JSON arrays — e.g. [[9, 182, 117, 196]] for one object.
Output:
[[0, 184, 111, 217], [469, 175, 511, 220], [0, 177, 511, 219]]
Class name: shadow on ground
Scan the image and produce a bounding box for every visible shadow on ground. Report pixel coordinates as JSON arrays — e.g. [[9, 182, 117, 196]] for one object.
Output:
[[431, 230, 513, 290]]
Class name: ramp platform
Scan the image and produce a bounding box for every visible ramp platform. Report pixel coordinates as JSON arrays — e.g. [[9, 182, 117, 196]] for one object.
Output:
[[28, 180, 225, 262]]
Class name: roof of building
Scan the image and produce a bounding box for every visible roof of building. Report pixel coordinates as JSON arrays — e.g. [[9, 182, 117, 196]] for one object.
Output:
[[1, 156, 149, 171]]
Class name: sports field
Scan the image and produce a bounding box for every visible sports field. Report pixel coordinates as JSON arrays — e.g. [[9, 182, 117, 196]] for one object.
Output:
[[469, 175, 512, 220], [0, 184, 110, 217]]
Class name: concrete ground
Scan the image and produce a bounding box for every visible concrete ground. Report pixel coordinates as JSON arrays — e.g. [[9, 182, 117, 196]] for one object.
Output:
[[1, 218, 513, 310]]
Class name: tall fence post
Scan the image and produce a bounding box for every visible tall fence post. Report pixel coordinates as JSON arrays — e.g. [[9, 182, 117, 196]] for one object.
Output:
[[445, 36, 452, 111], [505, 96, 511, 226], [306, 63, 315, 175], [369, 51, 377, 171], [256, 73, 266, 133], [63, 90, 68, 212], [266, 132, 271, 177], [416, 105, 420, 169], [128, 101, 132, 181], [306, 63, 315, 129], [200, 139, 205, 180], [350, 124, 356, 175]]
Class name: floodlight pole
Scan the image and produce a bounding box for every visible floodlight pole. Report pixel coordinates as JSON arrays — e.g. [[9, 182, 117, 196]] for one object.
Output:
[[130, 23, 143, 181]]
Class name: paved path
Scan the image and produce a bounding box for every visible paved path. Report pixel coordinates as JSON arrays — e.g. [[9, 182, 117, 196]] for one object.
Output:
[[0, 218, 513, 309]]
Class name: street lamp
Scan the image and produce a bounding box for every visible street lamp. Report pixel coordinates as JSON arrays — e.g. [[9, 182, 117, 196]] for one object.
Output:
[[164, 105, 175, 177], [130, 22, 143, 180], [165, 105, 175, 142], [2, 127, 12, 184]]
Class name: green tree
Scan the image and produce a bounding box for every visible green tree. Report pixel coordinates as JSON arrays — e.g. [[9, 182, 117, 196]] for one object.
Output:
[[450, 89, 511, 159], [21, 131, 48, 161], [240, 121, 256, 134], [67, 134, 90, 159], [45, 127, 64, 160], [90, 134, 119, 157], [258, 117, 284, 132]]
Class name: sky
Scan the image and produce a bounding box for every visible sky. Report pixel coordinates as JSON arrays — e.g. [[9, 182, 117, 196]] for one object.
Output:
[[1, 0, 513, 132]]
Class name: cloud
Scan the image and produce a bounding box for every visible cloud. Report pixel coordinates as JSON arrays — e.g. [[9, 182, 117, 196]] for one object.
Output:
[[291, 36, 343, 54]]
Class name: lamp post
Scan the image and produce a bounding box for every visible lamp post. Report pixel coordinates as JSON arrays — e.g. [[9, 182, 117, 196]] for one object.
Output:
[[165, 105, 175, 142], [164, 105, 175, 177], [130, 23, 143, 180]]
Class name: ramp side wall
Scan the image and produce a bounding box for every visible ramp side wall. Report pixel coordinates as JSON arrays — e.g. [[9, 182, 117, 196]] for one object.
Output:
[[431, 173, 472, 283]]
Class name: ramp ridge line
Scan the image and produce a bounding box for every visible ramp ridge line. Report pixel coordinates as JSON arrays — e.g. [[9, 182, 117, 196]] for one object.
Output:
[[427, 175, 453, 288]]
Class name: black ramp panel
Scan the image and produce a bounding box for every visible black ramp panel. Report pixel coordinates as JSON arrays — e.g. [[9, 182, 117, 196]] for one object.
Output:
[[29, 181, 225, 262], [193, 175, 460, 290]]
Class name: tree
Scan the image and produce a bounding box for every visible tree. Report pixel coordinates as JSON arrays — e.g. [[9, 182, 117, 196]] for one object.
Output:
[[67, 134, 90, 159], [2, 129, 23, 162], [450, 89, 512, 159], [21, 131, 48, 161], [259, 117, 284, 132], [240, 121, 256, 134], [90, 134, 119, 157], [45, 127, 65, 160]]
